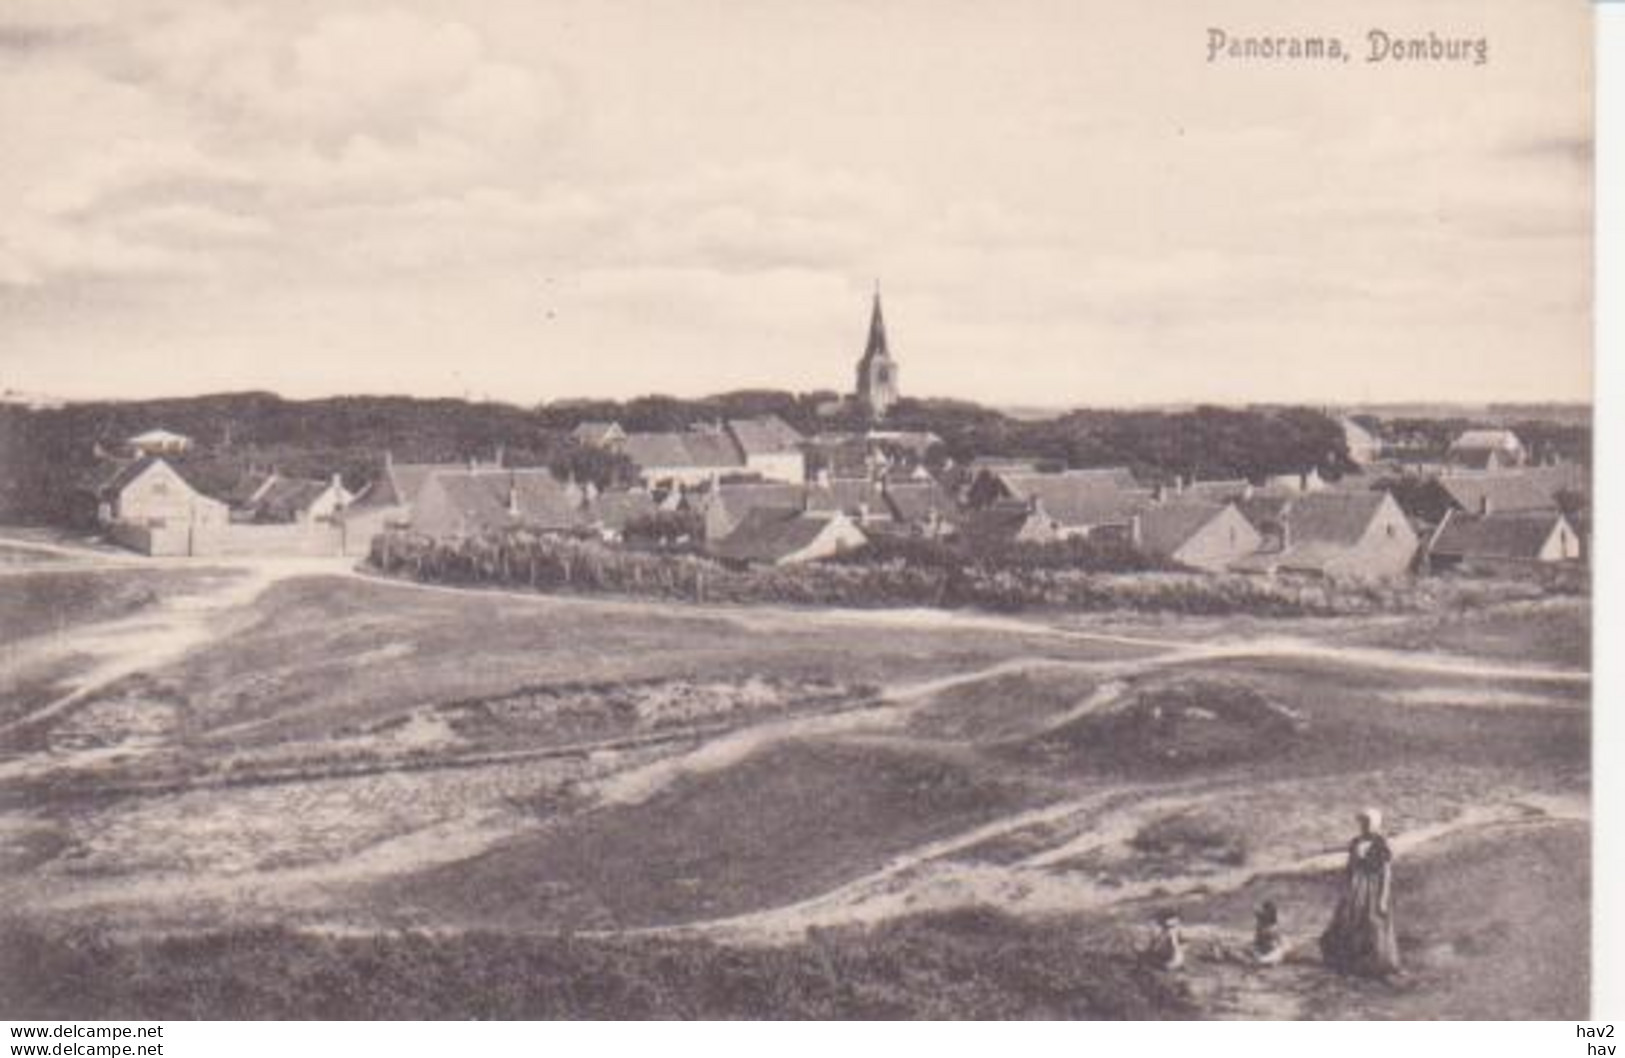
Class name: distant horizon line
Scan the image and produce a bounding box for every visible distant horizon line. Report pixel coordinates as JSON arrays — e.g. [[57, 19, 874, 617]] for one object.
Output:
[[0, 385, 1595, 414]]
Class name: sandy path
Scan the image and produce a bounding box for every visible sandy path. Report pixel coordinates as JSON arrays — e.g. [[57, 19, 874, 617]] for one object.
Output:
[[647, 784, 1589, 944], [0, 558, 353, 745]]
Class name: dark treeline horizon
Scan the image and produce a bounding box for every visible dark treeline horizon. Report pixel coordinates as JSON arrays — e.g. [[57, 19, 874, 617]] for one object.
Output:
[[0, 388, 1593, 528]]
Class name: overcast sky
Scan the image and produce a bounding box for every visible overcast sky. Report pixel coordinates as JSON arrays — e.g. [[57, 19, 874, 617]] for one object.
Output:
[[0, 0, 1593, 407]]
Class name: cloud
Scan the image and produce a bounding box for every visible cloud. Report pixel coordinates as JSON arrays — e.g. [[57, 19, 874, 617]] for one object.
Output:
[[0, 5, 570, 288]]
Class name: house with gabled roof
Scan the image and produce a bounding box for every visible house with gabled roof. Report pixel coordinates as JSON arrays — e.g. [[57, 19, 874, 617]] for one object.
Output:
[[410, 468, 589, 537], [955, 499, 1059, 548], [238, 473, 355, 524], [335, 457, 473, 553], [967, 468, 1146, 538], [362, 458, 473, 510], [1448, 428, 1526, 470], [1135, 500, 1262, 573], [620, 428, 746, 487], [1232, 490, 1418, 578], [1387, 472, 1562, 529], [98, 456, 228, 530], [878, 479, 960, 538], [683, 480, 808, 541], [709, 508, 867, 566], [725, 415, 806, 483], [1426, 508, 1581, 572]]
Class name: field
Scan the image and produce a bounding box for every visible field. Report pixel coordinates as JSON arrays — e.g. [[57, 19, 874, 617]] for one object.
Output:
[[0, 536, 1591, 1019]]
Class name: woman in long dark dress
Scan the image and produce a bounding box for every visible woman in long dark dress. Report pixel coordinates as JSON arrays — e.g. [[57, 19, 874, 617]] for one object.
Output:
[[1319, 808, 1401, 976]]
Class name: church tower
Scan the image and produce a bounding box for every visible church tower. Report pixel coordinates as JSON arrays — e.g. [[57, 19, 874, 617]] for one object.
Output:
[[853, 286, 900, 421]]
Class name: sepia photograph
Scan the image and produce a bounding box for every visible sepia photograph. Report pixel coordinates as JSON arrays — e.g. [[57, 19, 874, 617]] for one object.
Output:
[[0, 0, 1600, 1026]]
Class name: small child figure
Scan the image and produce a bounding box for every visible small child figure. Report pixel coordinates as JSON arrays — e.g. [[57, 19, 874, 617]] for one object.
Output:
[[1249, 900, 1286, 966], [1143, 909, 1186, 971]]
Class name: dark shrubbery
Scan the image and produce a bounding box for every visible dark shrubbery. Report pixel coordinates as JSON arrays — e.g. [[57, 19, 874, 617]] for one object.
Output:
[[367, 527, 1579, 617], [0, 910, 1194, 1020]]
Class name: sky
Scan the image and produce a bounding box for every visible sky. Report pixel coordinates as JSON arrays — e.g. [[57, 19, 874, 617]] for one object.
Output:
[[0, 0, 1594, 407]]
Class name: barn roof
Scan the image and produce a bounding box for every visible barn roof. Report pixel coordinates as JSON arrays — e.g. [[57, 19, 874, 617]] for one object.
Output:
[[1430, 510, 1568, 560], [1282, 491, 1392, 545], [992, 470, 1145, 527], [420, 469, 586, 533], [97, 455, 164, 497], [252, 477, 333, 522], [727, 415, 804, 456], [1137, 501, 1229, 556], [622, 431, 744, 471], [370, 462, 467, 508], [1437, 474, 1557, 514], [710, 508, 849, 564]]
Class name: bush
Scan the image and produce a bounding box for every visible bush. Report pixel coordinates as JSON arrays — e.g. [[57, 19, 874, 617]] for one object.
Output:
[[1130, 813, 1249, 868], [367, 528, 1581, 618]]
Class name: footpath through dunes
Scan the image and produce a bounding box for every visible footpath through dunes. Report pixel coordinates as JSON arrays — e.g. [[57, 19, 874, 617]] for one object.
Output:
[[1127, 817, 1590, 1021], [0, 559, 354, 756]]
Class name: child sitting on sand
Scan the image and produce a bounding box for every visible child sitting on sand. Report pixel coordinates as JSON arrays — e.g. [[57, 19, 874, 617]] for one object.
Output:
[[1250, 901, 1286, 966], [1142, 910, 1186, 971]]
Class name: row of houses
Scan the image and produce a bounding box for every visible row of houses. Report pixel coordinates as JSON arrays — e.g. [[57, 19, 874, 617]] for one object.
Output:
[[93, 414, 1584, 574], [955, 466, 1418, 576], [95, 448, 1584, 574], [573, 415, 808, 486]]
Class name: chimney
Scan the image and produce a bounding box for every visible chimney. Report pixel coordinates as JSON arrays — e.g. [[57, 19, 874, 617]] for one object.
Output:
[[1174, 474, 1186, 495], [384, 450, 393, 470], [1280, 519, 1292, 550], [1300, 471, 1310, 492], [507, 476, 521, 517], [494, 444, 506, 468], [815, 467, 832, 489], [1479, 494, 1492, 516], [1153, 483, 1167, 504], [1241, 483, 1254, 500], [1129, 513, 1143, 548]]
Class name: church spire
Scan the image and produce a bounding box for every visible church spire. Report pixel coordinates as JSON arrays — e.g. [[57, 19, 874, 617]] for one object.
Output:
[[854, 282, 899, 420], [862, 283, 888, 364]]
